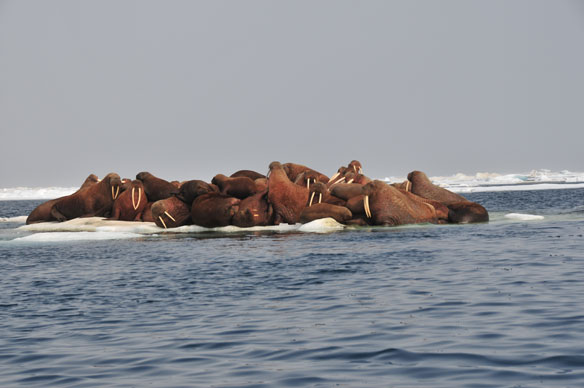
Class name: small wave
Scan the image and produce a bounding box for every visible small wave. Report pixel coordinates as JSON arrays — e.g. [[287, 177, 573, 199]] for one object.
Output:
[[505, 213, 545, 221]]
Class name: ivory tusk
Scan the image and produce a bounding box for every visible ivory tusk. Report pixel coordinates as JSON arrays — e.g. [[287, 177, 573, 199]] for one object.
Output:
[[111, 186, 115, 200], [306, 178, 310, 190], [364, 195, 372, 218], [114, 186, 120, 200], [309, 191, 315, 207], [137, 188, 141, 208], [347, 178, 354, 184], [132, 188, 137, 210], [406, 181, 411, 192], [318, 193, 322, 204], [328, 172, 340, 183], [158, 216, 167, 229], [353, 165, 357, 172], [164, 211, 176, 222]]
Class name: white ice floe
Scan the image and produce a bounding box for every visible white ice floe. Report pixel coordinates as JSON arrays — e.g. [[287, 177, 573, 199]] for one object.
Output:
[[0, 216, 27, 223], [12, 231, 144, 242], [16, 217, 345, 239], [0, 187, 76, 201], [504, 213, 545, 221]]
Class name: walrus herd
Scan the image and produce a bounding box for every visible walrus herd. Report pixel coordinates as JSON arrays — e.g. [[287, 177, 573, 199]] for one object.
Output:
[[25, 160, 489, 228]]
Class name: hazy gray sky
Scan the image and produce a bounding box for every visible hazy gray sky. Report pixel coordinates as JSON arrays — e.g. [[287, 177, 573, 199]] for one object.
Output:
[[1, 0, 583, 187]]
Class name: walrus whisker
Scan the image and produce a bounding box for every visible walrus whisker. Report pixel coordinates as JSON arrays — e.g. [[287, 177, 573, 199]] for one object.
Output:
[[158, 216, 167, 229], [132, 188, 137, 210], [164, 211, 176, 222], [364, 195, 372, 218], [309, 191, 315, 207]]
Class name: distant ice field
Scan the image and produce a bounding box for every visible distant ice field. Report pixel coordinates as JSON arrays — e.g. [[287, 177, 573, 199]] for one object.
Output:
[[1, 169, 583, 200]]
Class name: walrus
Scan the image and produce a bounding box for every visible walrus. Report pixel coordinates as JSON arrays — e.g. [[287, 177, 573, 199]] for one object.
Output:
[[26, 174, 99, 224], [407, 170, 489, 223], [109, 180, 148, 221], [307, 182, 346, 207], [268, 161, 309, 225], [151, 197, 191, 228], [361, 180, 438, 226], [330, 183, 364, 201], [190, 192, 240, 228], [230, 170, 266, 181], [175, 180, 218, 206], [136, 171, 177, 202], [50, 173, 122, 222], [282, 162, 329, 184], [232, 190, 274, 227], [299, 203, 352, 224], [211, 174, 257, 199]]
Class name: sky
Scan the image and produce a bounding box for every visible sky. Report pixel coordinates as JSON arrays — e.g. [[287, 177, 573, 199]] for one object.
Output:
[[1, 0, 583, 187]]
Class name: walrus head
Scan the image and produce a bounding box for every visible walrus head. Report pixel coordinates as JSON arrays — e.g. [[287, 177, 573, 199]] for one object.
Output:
[[348, 160, 363, 174], [267, 161, 283, 178], [136, 171, 153, 182], [361, 180, 386, 219], [103, 173, 122, 200]]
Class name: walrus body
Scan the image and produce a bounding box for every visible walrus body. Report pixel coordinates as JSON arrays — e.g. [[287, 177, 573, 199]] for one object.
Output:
[[212, 174, 257, 199], [110, 180, 148, 221], [191, 193, 240, 228], [50, 173, 122, 221], [26, 174, 99, 224], [232, 191, 273, 227], [136, 172, 177, 202], [268, 162, 309, 225], [299, 203, 352, 224], [151, 197, 191, 228]]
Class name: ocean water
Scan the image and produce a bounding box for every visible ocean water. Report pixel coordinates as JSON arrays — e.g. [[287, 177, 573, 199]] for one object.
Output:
[[1, 186, 583, 387]]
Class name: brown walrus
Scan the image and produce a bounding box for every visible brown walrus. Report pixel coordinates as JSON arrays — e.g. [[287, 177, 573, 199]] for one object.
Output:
[[50, 173, 123, 222], [211, 174, 257, 199], [151, 196, 192, 228], [190, 192, 240, 228], [299, 203, 352, 224], [232, 190, 274, 227], [268, 161, 309, 225], [407, 171, 489, 223], [136, 171, 177, 202], [109, 180, 148, 221]]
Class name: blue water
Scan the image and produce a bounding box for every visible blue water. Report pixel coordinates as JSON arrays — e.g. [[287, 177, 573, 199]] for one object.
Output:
[[1, 189, 583, 387]]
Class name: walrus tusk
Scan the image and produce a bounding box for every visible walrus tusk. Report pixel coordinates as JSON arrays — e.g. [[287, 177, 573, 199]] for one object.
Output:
[[319, 193, 322, 204], [164, 211, 176, 222], [306, 178, 311, 190], [132, 188, 137, 210], [347, 178, 354, 184], [353, 165, 357, 172], [405, 181, 411, 192], [309, 191, 315, 207], [158, 216, 167, 229], [330, 177, 345, 187], [329, 172, 340, 183], [114, 186, 120, 200], [111, 186, 115, 200], [137, 188, 141, 209], [364, 195, 372, 218]]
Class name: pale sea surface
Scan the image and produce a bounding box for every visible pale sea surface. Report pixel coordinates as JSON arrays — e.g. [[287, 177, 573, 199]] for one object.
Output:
[[1, 179, 583, 387]]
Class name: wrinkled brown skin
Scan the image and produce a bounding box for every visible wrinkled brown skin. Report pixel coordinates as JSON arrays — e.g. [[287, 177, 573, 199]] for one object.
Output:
[[176, 180, 218, 206], [400, 190, 450, 223], [26, 174, 99, 224], [141, 202, 154, 222], [191, 192, 240, 228], [212, 174, 257, 200], [268, 161, 309, 225], [407, 170, 489, 223], [230, 170, 266, 180], [307, 182, 345, 207], [109, 180, 148, 221], [299, 203, 352, 224], [346, 216, 372, 226], [294, 170, 322, 189], [345, 194, 366, 216], [232, 190, 274, 227], [50, 173, 122, 222], [151, 197, 192, 228], [362, 180, 438, 226], [136, 171, 177, 202], [331, 183, 364, 201], [391, 180, 412, 192], [282, 163, 329, 183]]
